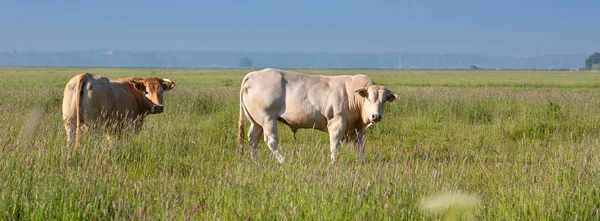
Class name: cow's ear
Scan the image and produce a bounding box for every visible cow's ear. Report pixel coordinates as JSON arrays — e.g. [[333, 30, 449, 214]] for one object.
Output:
[[386, 91, 399, 102], [162, 79, 176, 90], [131, 80, 146, 93], [355, 88, 368, 98]]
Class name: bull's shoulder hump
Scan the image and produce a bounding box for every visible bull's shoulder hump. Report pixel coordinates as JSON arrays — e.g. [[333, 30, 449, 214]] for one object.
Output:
[[320, 75, 370, 84], [318, 74, 368, 80], [350, 74, 375, 84]]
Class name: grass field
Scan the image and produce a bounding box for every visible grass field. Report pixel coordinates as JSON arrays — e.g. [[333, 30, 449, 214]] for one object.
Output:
[[1, 67, 599, 220]]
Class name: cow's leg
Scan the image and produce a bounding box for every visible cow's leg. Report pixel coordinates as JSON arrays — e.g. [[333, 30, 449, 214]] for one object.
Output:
[[106, 134, 113, 157], [64, 119, 77, 145], [327, 118, 346, 164], [88, 125, 98, 147], [247, 123, 263, 161], [262, 117, 285, 163]]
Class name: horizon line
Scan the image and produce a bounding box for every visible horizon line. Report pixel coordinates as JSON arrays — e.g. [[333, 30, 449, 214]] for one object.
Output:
[[0, 49, 590, 58]]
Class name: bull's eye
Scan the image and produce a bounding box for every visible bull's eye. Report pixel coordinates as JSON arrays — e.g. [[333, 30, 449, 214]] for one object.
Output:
[[144, 91, 149, 95]]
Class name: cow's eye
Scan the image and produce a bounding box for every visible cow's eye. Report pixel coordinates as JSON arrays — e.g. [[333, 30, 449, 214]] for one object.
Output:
[[144, 91, 149, 94]]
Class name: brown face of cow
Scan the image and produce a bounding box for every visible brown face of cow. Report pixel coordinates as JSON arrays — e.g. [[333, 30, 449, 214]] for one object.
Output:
[[133, 78, 176, 114], [355, 85, 398, 125]]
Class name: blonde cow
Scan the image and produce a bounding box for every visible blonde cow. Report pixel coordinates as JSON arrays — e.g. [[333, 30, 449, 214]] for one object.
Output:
[[62, 72, 175, 147]]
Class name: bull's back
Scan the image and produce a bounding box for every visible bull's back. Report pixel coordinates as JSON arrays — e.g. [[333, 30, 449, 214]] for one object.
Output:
[[243, 69, 351, 131], [240, 69, 285, 126], [243, 69, 331, 109]]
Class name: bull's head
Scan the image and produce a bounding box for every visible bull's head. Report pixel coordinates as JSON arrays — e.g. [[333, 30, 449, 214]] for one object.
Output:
[[355, 85, 398, 125], [132, 77, 176, 114]]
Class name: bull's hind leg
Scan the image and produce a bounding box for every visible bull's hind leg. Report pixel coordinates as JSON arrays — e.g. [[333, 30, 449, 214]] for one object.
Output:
[[262, 117, 285, 163], [248, 123, 263, 161]]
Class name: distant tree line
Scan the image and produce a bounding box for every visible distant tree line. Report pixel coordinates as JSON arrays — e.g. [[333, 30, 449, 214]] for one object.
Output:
[[0, 50, 588, 69]]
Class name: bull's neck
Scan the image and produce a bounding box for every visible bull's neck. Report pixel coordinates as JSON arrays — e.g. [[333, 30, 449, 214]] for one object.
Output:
[[350, 94, 370, 126]]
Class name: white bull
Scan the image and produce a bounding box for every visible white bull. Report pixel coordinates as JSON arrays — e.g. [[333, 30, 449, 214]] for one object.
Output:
[[237, 68, 398, 163]]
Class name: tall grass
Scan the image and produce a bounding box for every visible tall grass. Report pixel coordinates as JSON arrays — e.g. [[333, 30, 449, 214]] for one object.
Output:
[[0, 67, 599, 220]]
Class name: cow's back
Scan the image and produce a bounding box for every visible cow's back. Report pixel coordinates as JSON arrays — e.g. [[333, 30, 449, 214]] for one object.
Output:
[[63, 73, 109, 121], [80, 74, 117, 124], [63, 73, 145, 129]]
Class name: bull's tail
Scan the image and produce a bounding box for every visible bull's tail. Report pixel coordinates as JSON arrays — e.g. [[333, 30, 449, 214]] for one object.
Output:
[[75, 73, 88, 148], [237, 76, 247, 154]]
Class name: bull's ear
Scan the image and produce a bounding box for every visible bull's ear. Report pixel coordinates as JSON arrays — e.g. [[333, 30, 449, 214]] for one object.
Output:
[[386, 91, 399, 102], [162, 79, 176, 90], [131, 80, 146, 93], [355, 88, 368, 98]]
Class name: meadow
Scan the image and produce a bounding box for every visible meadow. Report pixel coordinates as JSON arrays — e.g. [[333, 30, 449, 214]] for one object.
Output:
[[0, 67, 599, 220]]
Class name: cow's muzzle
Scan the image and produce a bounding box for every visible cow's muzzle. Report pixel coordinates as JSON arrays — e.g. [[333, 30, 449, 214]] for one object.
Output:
[[151, 105, 164, 113]]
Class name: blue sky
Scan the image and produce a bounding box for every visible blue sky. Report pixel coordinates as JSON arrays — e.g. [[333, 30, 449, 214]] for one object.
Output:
[[1, 0, 598, 56]]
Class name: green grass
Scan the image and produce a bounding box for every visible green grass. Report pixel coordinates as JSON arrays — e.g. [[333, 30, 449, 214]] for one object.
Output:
[[1, 67, 599, 220]]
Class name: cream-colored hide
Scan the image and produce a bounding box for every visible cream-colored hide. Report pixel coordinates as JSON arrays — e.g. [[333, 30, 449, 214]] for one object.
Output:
[[238, 68, 397, 163]]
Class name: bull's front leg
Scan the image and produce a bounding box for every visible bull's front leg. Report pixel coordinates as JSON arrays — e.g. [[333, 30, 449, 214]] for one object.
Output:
[[354, 129, 366, 163], [327, 118, 346, 164]]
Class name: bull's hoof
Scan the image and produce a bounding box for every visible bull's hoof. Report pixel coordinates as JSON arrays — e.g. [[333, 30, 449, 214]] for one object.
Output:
[[277, 156, 285, 164], [275, 154, 285, 164]]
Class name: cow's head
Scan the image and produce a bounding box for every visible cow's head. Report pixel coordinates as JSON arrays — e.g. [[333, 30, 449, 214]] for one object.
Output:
[[131, 77, 176, 114], [355, 85, 398, 125]]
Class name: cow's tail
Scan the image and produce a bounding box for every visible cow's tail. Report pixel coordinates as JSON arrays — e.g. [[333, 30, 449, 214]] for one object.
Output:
[[74, 73, 87, 148], [237, 75, 247, 154]]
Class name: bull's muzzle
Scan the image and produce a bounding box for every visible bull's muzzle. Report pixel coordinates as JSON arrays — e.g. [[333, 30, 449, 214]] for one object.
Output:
[[371, 114, 382, 122]]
